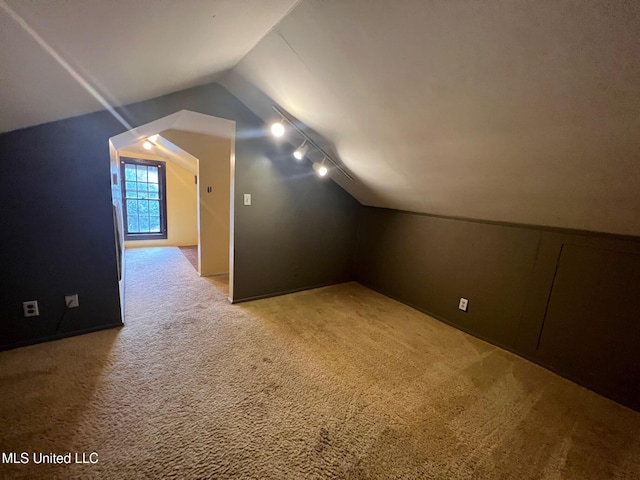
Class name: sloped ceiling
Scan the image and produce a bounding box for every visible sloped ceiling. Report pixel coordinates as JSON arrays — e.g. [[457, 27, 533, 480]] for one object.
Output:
[[0, 0, 298, 133], [223, 0, 640, 236], [119, 136, 198, 175], [2, 0, 639, 236]]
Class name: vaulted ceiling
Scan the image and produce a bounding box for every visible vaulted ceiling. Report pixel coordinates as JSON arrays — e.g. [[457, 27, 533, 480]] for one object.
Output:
[[2, 0, 639, 235], [0, 0, 298, 132]]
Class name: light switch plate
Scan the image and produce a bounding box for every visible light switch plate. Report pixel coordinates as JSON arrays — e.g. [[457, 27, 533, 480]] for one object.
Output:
[[458, 298, 469, 312], [243, 194, 251, 206]]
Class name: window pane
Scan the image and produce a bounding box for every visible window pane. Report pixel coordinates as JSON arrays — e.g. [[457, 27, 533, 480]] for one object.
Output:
[[125, 181, 137, 192], [126, 189, 139, 199], [126, 199, 138, 216], [138, 216, 150, 233], [149, 216, 161, 232], [148, 183, 159, 195], [138, 200, 149, 216], [149, 200, 160, 216], [147, 166, 158, 183], [137, 183, 148, 198], [127, 215, 139, 233], [124, 165, 137, 181], [136, 165, 148, 182]]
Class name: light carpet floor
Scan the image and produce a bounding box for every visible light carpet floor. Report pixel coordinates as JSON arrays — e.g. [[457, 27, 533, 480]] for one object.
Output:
[[1, 247, 639, 479]]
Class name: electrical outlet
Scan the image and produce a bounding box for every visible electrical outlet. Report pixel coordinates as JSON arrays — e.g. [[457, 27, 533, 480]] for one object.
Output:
[[65, 294, 79, 308], [458, 297, 469, 312], [23, 300, 39, 317], [243, 193, 252, 206]]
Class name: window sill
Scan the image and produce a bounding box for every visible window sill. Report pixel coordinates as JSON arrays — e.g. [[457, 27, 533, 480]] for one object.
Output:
[[124, 233, 168, 241]]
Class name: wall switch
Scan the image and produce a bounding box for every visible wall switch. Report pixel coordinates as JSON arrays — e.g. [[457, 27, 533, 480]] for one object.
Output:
[[458, 298, 469, 312], [243, 193, 252, 206], [23, 300, 39, 317], [65, 294, 79, 308]]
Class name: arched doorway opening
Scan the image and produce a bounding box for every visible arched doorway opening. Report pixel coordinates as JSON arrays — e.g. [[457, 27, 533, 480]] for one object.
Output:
[[109, 110, 236, 320]]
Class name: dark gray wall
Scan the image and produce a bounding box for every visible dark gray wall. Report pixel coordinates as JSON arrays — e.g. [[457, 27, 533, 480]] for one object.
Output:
[[0, 83, 359, 349], [356, 207, 640, 411], [233, 136, 359, 301], [0, 112, 124, 348]]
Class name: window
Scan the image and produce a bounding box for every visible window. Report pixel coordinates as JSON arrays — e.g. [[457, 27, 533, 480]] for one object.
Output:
[[120, 157, 167, 240]]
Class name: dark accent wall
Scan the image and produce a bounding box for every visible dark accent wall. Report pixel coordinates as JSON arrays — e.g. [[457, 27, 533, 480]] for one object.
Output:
[[356, 207, 640, 411], [0, 112, 124, 349], [0, 83, 359, 349], [232, 136, 359, 301]]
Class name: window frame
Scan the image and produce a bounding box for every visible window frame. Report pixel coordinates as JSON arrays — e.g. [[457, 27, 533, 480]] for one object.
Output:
[[120, 157, 168, 241]]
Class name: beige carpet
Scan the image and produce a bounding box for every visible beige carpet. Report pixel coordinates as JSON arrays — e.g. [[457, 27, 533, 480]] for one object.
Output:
[[1, 247, 639, 479]]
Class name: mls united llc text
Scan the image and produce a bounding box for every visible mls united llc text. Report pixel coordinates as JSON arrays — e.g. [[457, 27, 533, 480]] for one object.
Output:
[[2, 452, 98, 464]]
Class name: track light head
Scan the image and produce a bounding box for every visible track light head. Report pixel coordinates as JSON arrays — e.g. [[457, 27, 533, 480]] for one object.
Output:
[[313, 161, 328, 177], [271, 105, 354, 181], [293, 141, 308, 160], [143, 141, 153, 150], [270, 121, 285, 137]]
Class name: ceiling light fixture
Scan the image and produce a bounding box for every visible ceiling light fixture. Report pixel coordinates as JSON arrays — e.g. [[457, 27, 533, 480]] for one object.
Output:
[[293, 140, 308, 160], [143, 141, 153, 150], [271, 105, 353, 181], [313, 159, 328, 177], [148, 134, 159, 142], [270, 120, 285, 137]]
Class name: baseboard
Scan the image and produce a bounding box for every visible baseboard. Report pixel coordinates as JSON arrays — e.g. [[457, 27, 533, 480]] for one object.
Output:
[[0, 322, 124, 352], [231, 280, 352, 304]]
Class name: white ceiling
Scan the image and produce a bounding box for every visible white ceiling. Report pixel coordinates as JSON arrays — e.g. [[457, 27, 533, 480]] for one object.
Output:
[[223, 0, 640, 236], [119, 135, 198, 175], [2, 0, 639, 236], [0, 0, 298, 132]]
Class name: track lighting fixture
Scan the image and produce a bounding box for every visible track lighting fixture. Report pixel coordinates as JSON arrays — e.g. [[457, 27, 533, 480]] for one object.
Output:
[[270, 119, 285, 137], [143, 140, 153, 150], [293, 140, 308, 160], [270, 105, 354, 181], [313, 159, 328, 177]]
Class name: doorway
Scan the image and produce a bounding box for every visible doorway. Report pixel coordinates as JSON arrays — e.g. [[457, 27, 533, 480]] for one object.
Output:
[[109, 110, 237, 321]]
